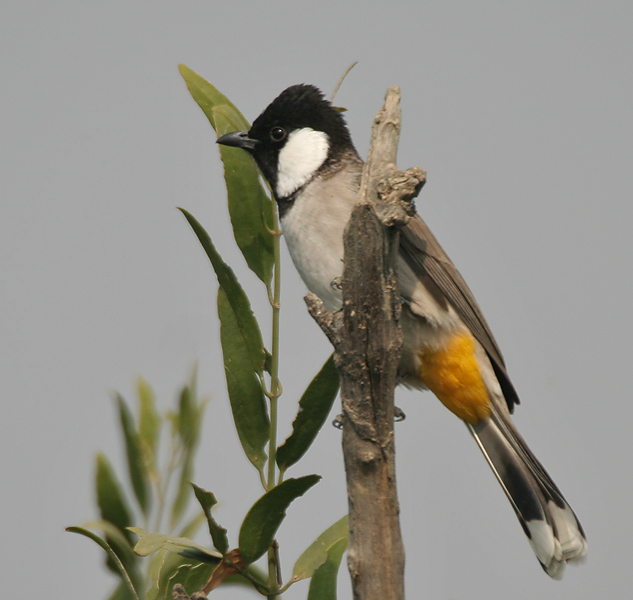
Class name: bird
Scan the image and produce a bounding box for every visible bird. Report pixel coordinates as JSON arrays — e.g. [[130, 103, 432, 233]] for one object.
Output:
[[216, 84, 586, 578]]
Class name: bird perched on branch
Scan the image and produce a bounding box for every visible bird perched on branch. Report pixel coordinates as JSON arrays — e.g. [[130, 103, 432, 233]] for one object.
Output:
[[217, 84, 586, 578]]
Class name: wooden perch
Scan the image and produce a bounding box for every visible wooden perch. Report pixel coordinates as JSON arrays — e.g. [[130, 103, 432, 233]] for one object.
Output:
[[306, 87, 425, 600]]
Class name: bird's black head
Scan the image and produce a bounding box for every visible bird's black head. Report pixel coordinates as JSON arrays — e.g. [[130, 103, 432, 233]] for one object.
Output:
[[217, 84, 358, 200]]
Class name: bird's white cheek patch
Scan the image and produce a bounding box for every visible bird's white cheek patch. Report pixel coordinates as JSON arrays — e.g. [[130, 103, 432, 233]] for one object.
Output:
[[276, 128, 329, 198]]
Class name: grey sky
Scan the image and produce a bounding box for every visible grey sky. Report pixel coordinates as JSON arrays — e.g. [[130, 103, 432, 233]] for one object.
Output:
[[2, 1, 631, 598]]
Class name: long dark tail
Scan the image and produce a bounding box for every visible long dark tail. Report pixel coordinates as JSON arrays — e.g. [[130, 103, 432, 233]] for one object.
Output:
[[468, 407, 586, 578]]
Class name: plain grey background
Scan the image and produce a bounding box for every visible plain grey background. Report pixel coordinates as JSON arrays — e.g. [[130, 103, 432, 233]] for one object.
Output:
[[2, 1, 631, 598]]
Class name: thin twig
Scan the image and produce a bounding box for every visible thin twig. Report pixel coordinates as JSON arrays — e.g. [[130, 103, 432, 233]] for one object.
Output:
[[329, 61, 359, 102]]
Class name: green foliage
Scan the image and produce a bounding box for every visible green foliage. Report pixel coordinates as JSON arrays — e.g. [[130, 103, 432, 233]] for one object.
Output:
[[218, 286, 270, 473], [277, 354, 340, 473], [307, 537, 348, 600], [130, 528, 222, 563], [292, 516, 349, 583], [95, 453, 134, 543], [70, 67, 348, 599], [68, 372, 209, 599], [192, 484, 229, 555], [138, 377, 160, 459], [179, 64, 274, 285], [238, 475, 321, 564], [179, 208, 267, 376], [165, 563, 218, 600], [168, 376, 207, 528], [116, 395, 151, 516]]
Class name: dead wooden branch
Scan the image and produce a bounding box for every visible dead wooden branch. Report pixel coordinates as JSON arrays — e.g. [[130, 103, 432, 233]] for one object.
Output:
[[306, 86, 425, 600]]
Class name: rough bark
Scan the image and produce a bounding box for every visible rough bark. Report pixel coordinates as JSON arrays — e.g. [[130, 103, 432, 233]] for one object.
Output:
[[305, 87, 425, 600]]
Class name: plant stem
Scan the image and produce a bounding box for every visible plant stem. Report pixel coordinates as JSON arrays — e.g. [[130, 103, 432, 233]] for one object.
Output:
[[267, 222, 282, 488], [266, 206, 283, 598], [266, 208, 283, 489]]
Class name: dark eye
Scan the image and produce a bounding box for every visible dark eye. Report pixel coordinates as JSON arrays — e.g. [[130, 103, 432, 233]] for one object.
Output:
[[270, 126, 287, 142]]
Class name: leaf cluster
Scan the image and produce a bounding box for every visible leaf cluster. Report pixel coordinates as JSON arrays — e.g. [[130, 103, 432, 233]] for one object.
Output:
[[70, 67, 349, 600], [68, 371, 212, 599]]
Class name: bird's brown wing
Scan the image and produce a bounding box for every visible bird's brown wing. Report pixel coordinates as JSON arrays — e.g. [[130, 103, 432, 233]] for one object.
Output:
[[399, 214, 520, 411]]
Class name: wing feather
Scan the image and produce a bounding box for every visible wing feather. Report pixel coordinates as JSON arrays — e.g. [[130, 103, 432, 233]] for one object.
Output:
[[399, 214, 520, 411]]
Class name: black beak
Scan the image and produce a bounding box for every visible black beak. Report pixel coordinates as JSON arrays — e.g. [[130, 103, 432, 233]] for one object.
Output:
[[216, 130, 259, 150]]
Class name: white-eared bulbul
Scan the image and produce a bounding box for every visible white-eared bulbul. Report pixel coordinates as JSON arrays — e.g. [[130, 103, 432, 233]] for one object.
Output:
[[217, 84, 586, 578]]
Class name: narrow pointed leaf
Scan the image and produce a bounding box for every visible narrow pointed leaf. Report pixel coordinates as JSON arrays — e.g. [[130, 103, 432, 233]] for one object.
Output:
[[170, 385, 195, 526], [177, 376, 196, 443], [179, 208, 266, 376], [171, 376, 207, 528], [277, 355, 340, 471], [292, 516, 349, 582], [137, 376, 160, 459], [178, 64, 250, 130], [95, 453, 134, 544], [179, 64, 274, 284], [67, 526, 141, 600], [238, 475, 321, 564], [192, 483, 229, 555], [170, 458, 193, 529], [307, 537, 348, 600], [153, 514, 207, 599], [213, 105, 275, 284], [130, 527, 222, 563], [116, 395, 151, 516], [218, 287, 269, 472]]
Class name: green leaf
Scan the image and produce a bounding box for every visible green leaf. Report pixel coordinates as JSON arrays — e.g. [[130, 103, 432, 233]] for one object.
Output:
[[116, 395, 151, 516], [178, 64, 250, 131], [177, 381, 195, 442], [179, 208, 266, 376], [292, 516, 349, 582], [164, 563, 217, 600], [95, 452, 136, 575], [67, 526, 141, 600], [179, 64, 274, 284], [151, 513, 207, 600], [218, 287, 269, 472], [146, 542, 214, 600], [95, 453, 132, 552], [192, 483, 229, 555], [238, 475, 321, 564], [277, 354, 340, 472], [96, 452, 132, 533], [170, 457, 193, 529], [130, 527, 222, 563], [137, 376, 161, 460], [307, 537, 348, 600], [171, 372, 207, 528]]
